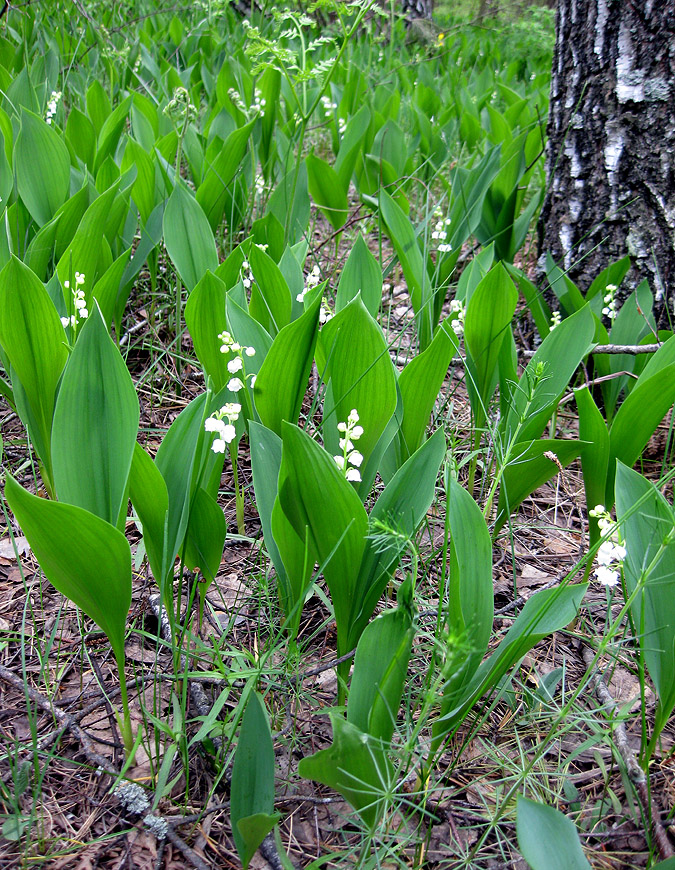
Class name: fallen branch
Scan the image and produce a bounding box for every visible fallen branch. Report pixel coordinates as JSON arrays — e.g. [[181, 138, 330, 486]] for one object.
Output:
[[0, 664, 226, 870], [580, 643, 673, 860], [0, 662, 119, 775], [525, 341, 662, 358]]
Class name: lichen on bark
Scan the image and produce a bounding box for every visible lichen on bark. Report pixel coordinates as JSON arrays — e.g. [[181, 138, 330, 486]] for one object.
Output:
[[538, 0, 675, 324]]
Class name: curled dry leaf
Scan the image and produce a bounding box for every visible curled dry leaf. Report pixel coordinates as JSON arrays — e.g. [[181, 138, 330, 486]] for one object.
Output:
[[0, 536, 30, 559]]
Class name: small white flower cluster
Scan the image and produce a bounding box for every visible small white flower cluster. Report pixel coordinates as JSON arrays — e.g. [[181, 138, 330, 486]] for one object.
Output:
[[589, 504, 626, 587], [319, 299, 334, 325], [228, 87, 265, 117], [602, 283, 618, 320], [338, 117, 347, 135], [320, 95, 337, 116], [60, 272, 87, 328], [431, 210, 452, 254], [45, 90, 62, 125], [334, 409, 364, 483], [218, 329, 256, 394], [296, 265, 321, 304], [228, 87, 247, 113], [241, 260, 254, 290], [254, 174, 266, 195], [205, 402, 241, 453], [251, 88, 266, 115], [549, 310, 562, 331], [449, 297, 465, 337]]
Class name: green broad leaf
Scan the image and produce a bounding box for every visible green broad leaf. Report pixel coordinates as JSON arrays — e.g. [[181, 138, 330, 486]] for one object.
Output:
[[616, 462, 675, 735], [516, 795, 591, 870], [445, 146, 502, 251], [320, 296, 397, 473], [379, 189, 434, 350], [458, 244, 495, 307], [334, 104, 370, 192], [306, 153, 349, 231], [251, 212, 285, 264], [435, 583, 587, 739], [55, 184, 119, 309], [226, 294, 273, 367], [24, 213, 62, 281], [635, 333, 675, 382], [184, 271, 230, 390], [268, 162, 310, 245], [91, 248, 132, 332], [336, 234, 382, 319], [464, 262, 518, 429], [65, 106, 96, 170], [5, 474, 131, 668], [155, 393, 210, 588], [502, 304, 596, 444], [348, 429, 446, 652], [52, 305, 139, 528], [586, 255, 631, 302], [94, 95, 133, 175], [184, 486, 226, 585], [545, 255, 586, 316], [163, 181, 218, 292], [0, 257, 68, 483], [197, 120, 255, 232], [498, 326, 519, 420], [254, 294, 321, 436], [86, 79, 112, 137], [236, 815, 280, 870], [15, 108, 70, 226], [122, 138, 156, 226], [53, 186, 90, 261], [116, 202, 164, 334], [607, 363, 675, 507], [231, 692, 279, 869], [506, 264, 551, 340], [279, 245, 305, 318], [393, 318, 458, 467], [129, 443, 169, 586], [574, 387, 610, 546], [299, 714, 391, 831], [278, 422, 368, 659], [250, 423, 316, 639], [271, 494, 316, 639], [249, 423, 292, 603], [348, 607, 413, 745], [258, 68, 280, 176], [445, 474, 494, 694], [495, 440, 585, 535], [96, 155, 120, 193], [248, 243, 292, 335]]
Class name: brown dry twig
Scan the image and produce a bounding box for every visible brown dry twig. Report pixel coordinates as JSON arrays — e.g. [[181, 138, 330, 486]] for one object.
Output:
[[580, 643, 674, 860]]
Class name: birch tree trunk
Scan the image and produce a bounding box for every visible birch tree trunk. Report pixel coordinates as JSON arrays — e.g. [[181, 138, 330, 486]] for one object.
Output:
[[538, 0, 675, 324]]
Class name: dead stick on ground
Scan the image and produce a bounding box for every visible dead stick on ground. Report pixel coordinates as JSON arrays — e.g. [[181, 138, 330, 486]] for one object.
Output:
[[0, 662, 119, 775], [524, 342, 663, 358], [0, 663, 222, 870], [580, 644, 674, 859]]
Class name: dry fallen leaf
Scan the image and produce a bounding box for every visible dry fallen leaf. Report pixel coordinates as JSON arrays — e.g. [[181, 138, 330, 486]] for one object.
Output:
[[0, 536, 30, 559]]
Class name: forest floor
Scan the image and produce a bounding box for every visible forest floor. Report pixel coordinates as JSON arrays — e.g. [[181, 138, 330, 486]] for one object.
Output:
[[1, 214, 674, 870]]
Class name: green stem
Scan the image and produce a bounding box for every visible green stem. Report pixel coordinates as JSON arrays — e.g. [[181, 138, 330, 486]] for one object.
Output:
[[229, 442, 245, 535], [116, 657, 135, 761]]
